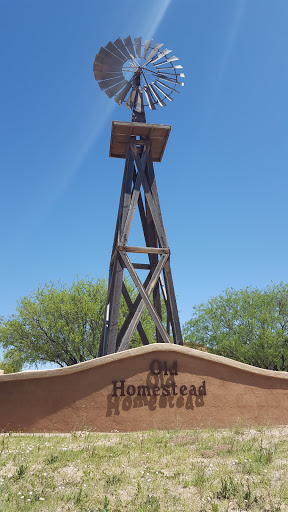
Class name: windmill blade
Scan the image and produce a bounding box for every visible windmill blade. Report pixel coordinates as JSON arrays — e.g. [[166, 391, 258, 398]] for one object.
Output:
[[94, 54, 123, 72], [155, 65, 183, 70], [98, 76, 126, 91], [156, 69, 185, 78], [134, 37, 142, 58], [125, 88, 137, 110], [114, 82, 132, 105], [145, 43, 164, 63], [155, 79, 180, 94], [157, 73, 184, 86], [105, 79, 129, 99], [144, 85, 156, 110], [113, 37, 131, 60], [94, 70, 124, 81], [124, 35, 136, 58], [135, 86, 144, 113], [142, 39, 153, 59], [153, 82, 173, 101], [98, 47, 124, 66], [149, 48, 172, 65], [105, 41, 127, 62], [155, 56, 179, 67], [148, 84, 166, 107]]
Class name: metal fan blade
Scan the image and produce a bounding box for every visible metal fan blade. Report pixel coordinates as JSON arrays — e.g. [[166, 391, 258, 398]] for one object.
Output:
[[98, 47, 124, 66], [153, 82, 173, 101], [155, 79, 180, 94], [124, 35, 136, 58], [113, 37, 131, 60], [94, 54, 122, 72], [155, 56, 179, 66], [94, 70, 124, 81], [98, 76, 125, 91], [156, 69, 185, 78], [149, 48, 172, 64], [157, 73, 184, 86], [135, 87, 144, 113], [126, 88, 137, 110], [154, 65, 183, 70], [145, 43, 164, 63], [134, 37, 142, 58], [148, 84, 166, 107], [114, 82, 132, 105], [142, 39, 153, 59], [105, 41, 127, 62], [144, 85, 156, 110], [105, 79, 128, 99], [166, 55, 179, 63]]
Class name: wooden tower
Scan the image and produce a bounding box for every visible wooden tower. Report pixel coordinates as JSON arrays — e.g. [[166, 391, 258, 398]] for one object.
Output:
[[94, 36, 185, 356]]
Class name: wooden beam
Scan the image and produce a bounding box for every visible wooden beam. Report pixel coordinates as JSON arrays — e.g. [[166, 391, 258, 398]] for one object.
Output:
[[116, 272, 152, 349], [118, 246, 169, 255], [118, 252, 171, 351]]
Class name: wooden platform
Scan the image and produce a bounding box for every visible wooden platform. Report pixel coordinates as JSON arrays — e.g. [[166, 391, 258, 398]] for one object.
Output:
[[109, 121, 171, 162]]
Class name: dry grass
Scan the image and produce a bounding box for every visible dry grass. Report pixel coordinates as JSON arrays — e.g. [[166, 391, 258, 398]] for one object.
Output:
[[1, 426, 288, 511]]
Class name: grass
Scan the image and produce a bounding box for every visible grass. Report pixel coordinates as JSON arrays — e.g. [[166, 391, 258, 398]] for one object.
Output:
[[0, 426, 288, 511]]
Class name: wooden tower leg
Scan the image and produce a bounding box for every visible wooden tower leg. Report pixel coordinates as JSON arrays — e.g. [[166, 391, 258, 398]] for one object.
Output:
[[98, 124, 183, 357]]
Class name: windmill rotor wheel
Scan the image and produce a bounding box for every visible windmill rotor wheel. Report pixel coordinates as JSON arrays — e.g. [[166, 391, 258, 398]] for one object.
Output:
[[93, 36, 185, 116]]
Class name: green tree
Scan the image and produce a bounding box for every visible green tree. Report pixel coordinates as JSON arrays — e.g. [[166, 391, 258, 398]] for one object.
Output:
[[183, 283, 288, 371], [0, 277, 159, 370]]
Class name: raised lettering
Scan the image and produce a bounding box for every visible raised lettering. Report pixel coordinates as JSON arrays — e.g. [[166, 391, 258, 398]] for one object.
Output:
[[137, 385, 151, 397], [150, 359, 162, 375], [112, 380, 125, 397], [153, 386, 160, 396], [127, 385, 136, 396], [198, 381, 207, 396], [189, 385, 197, 396], [169, 361, 178, 375], [161, 385, 170, 396], [180, 385, 187, 396], [171, 382, 178, 396]]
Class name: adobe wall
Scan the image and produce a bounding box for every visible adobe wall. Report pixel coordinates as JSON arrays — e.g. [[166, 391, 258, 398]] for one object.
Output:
[[0, 344, 288, 433]]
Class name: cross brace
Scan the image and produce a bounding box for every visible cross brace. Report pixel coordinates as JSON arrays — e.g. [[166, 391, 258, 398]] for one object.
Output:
[[98, 134, 183, 357]]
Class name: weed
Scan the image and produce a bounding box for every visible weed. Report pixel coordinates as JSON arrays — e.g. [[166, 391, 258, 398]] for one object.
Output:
[[217, 475, 238, 499], [45, 453, 59, 464], [98, 495, 110, 512], [13, 464, 26, 481]]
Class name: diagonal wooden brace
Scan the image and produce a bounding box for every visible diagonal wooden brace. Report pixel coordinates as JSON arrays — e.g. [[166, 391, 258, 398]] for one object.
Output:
[[118, 251, 170, 351]]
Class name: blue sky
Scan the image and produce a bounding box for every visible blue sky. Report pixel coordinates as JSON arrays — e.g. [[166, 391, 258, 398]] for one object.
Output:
[[1, 0, 288, 342]]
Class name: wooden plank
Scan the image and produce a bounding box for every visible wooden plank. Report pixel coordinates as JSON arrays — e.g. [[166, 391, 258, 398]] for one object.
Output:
[[132, 263, 151, 270], [119, 146, 135, 242], [163, 259, 183, 345], [145, 197, 163, 343], [119, 147, 147, 245], [116, 272, 152, 349], [118, 245, 169, 255], [121, 282, 149, 346], [105, 256, 124, 355], [131, 144, 168, 248], [118, 252, 171, 351]]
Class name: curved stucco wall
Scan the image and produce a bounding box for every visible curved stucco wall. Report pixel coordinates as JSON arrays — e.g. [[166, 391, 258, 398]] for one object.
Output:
[[0, 344, 288, 432]]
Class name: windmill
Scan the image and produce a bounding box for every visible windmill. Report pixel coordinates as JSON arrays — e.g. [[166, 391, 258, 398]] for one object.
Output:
[[94, 36, 184, 356]]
